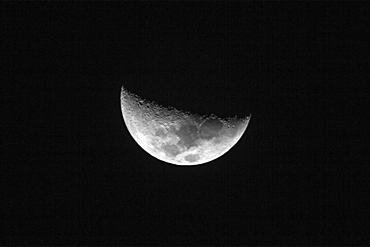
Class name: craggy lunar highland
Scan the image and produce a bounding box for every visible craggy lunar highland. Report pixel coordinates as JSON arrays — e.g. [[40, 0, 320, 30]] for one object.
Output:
[[120, 86, 251, 166]]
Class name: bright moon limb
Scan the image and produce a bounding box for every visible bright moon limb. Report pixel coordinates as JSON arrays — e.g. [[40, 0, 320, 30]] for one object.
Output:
[[120, 86, 251, 166]]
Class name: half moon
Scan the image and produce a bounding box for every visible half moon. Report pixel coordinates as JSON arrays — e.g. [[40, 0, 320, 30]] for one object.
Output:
[[120, 86, 251, 166]]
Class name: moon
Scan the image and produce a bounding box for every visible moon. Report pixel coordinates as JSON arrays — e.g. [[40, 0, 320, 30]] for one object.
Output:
[[120, 86, 251, 166]]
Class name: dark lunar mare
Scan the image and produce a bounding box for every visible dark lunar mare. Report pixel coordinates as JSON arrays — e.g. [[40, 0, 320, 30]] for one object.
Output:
[[199, 118, 223, 140], [173, 124, 200, 149], [154, 124, 200, 157], [184, 154, 200, 162], [161, 143, 182, 157]]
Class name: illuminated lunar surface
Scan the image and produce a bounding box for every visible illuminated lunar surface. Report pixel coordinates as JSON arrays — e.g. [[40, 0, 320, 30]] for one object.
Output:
[[120, 86, 251, 166]]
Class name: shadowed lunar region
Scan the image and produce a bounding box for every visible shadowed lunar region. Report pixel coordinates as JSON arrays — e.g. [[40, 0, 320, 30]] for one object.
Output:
[[120, 86, 251, 166]]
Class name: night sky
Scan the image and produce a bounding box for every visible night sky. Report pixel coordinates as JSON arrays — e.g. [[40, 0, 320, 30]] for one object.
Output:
[[3, 2, 368, 245]]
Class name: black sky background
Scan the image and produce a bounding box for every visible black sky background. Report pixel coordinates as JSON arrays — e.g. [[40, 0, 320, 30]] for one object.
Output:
[[3, 2, 369, 245]]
